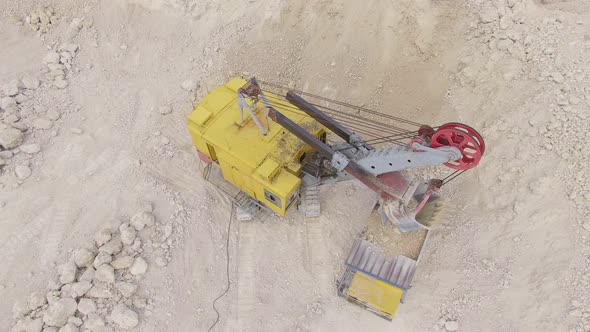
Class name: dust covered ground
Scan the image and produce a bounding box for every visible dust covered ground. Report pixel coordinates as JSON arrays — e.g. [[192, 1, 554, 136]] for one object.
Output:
[[1, 0, 590, 331]]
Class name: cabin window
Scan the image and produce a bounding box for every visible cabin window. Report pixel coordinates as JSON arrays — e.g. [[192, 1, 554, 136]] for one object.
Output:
[[264, 189, 282, 208]]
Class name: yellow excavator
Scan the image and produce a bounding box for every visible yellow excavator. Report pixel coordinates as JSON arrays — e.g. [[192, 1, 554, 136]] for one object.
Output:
[[187, 77, 484, 320]]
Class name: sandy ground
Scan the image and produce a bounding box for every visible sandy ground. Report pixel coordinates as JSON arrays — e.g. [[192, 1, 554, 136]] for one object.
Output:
[[1, 0, 590, 331]]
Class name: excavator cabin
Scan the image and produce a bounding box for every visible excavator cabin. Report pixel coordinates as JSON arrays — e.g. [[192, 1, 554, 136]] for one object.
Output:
[[187, 77, 326, 216]]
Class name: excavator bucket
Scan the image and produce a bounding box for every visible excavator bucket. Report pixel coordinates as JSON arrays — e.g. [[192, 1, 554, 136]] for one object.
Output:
[[375, 171, 445, 232], [379, 192, 448, 231], [415, 194, 448, 228]]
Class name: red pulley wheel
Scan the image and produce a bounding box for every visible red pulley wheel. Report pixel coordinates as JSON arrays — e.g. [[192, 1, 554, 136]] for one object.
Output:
[[430, 127, 483, 170], [437, 122, 486, 155]]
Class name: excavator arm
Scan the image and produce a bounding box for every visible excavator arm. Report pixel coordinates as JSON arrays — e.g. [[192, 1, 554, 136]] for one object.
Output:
[[268, 91, 483, 231]]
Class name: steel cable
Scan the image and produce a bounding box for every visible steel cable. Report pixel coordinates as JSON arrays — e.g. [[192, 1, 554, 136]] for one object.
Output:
[[207, 203, 235, 332], [259, 80, 424, 127]]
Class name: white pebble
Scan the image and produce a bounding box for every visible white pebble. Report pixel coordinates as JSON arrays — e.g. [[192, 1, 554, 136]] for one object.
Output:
[[551, 72, 565, 84], [15, 165, 32, 179], [47, 110, 61, 120], [181, 79, 196, 91], [43, 51, 60, 64], [20, 144, 41, 154], [158, 105, 172, 115], [33, 118, 53, 130], [54, 79, 68, 89], [70, 127, 83, 135], [445, 320, 459, 331]]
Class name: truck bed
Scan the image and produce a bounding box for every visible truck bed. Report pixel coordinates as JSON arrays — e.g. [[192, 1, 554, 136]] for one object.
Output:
[[360, 208, 428, 261]]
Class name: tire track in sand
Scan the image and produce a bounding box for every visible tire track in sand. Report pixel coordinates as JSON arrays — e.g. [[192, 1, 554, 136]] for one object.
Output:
[[305, 218, 332, 295], [235, 220, 258, 331]]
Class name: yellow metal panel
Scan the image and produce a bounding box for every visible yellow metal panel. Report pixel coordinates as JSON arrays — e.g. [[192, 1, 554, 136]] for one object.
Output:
[[348, 272, 403, 320], [255, 159, 280, 182], [190, 106, 212, 126]]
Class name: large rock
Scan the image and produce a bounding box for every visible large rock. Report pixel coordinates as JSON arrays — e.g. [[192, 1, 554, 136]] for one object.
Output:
[[0, 125, 24, 149], [94, 229, 111, 247], [115, 282, 137, 298], [129, 257, 147, 276], [26, 318, 44, 332], [109, 304, 139, 329], [43, 51, 60, 64], [3, 80, 20, 96], [58, 323, 79, 332], [1, 96, 17, 110], [43, 298, 77, 327], [119, 223, 136, 245], [94, 264, 115, 283], [83, 314, 104, 330], [77, 298, 97, 315], [98, 238, 122, 255], [33, 118, 53, 130], [78, 267, 95, 282], [73, 248, 95, 268], [20, 144, 41, 154], [58, 262, 77, 284], [68, 316, 83, 326], [22, 76, 40, 90], [111, 256, 134, 269], [12, 301, 31, 319], [92, 252, 112, 269], [28, 291, 47, 310], [85, 283, 113, 298], [46, 291, 60, 305], [69, 281, 92, 298], [54, 79, 68, 89], [12, 317, 43, 332], [130, 212, 155, 231]]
